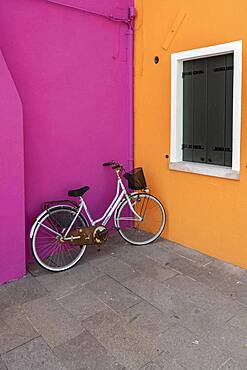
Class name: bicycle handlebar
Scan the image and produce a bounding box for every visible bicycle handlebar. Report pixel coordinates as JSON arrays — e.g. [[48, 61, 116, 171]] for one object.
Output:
[[102, 161, 115, 167], [102, 161, 123, 171]]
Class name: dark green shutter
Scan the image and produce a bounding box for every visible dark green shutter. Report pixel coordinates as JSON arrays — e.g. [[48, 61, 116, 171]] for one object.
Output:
[[192, 58, 207, 163], [207, 55, 226, 165], [225, 53, 233, 167], [183, 60, 193, 161], [182, 53, 233, 167]]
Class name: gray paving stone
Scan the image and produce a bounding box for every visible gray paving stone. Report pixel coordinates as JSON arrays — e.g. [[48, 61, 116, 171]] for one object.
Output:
[[35, 270, 79, 299], [203, 324, 247, 368], [228, 308, 247, 333], [121, 301, 175, 339], [0, 305, 38, 354], [164, 275, 214, 310], [124, 243, 174, 265], [123, 275, 174, 313], [83, 246, 118, 267], [102, 240, 135, 255], [156, 325, 229, 369], [162, 281, 241, 336], [82, 306, 122, 336], [165, 275, 243, 319], [117, 250, 178, 282], [57, 285, 107, 320], [28, 262, 48, 277], [178, 304, 229, 337], [2, 337, 66, 370], [0, 285, 15, 311], [30, 261, 103, 290], [216, 279, 247, 306], [206, 259, 246, 279], [0, 318, 8, 335], [177, 343, 229, 370], [140, 363, 161, 370], [67, 262, 104, 285], [82, 308, 162, 370], [104, 239, 174, 263], [42, 262, 104, 299], [196, 259, 246, 292], [23, 296, 82, 348], [5, 274, 48, 304], [239, 270, 247, 284], [0, 357, 7, 370], [163, 254, 203, 279], [141, 351, 185, 370], [85, 275, 141, 312], [54, 331, 124, 370], [155, 324, 200, 357], [218, 358, 244, 369], [97, 256, 139, 283], [158, 239, 213, 265], [164, 274, 200, 294]]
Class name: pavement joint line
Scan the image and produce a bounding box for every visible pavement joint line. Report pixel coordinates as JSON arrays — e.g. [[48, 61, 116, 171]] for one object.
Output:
[[225, 314, 236, 324], [121, 300, 143, 313], [160, 272, 181, 284], [24, 315, 41, 336], [78, 283, 124, 317], [217, 357, 234, 369], [83, 327, 124, 364], [163, 265, 185, 276], [3, 335, 42, 355], [176, 253, 202, 264], [55, 286, 79, 300], [202, 261, 213, 267], [103, 273, 167, 315]]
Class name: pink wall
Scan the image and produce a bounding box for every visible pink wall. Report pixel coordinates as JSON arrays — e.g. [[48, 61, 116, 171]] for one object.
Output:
[[0, 50, 26, 284], [0, 0, 134, 281]]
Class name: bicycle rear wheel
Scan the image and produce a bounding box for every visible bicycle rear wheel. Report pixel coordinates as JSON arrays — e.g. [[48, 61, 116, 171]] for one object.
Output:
[[32, 206, 88, 272], [115, 193, 166, 245]]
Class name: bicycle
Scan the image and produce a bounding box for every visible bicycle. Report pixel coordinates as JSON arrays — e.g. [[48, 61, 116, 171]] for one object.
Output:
[[30, 161, 166, 272]]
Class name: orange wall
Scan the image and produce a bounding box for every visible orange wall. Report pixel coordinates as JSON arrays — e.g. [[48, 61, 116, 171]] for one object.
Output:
[[134, 0, 247, 268]]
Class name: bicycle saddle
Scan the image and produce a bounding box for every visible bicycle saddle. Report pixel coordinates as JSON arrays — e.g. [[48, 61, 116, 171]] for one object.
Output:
[[68, 186, 90, 197]]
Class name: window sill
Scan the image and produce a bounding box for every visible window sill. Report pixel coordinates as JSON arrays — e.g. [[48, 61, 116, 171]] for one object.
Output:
[[169, 161, 240, 180]]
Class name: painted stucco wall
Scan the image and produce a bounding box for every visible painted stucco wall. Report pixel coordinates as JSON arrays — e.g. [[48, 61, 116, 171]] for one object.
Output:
[[0, 51, 25, 284], [134, 0, 247, 268], [0, 0, 133, 280]]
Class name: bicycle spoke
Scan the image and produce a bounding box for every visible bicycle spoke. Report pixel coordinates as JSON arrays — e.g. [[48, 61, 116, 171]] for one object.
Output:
[[33, 208, 87, 271], [116, 194, 165, 245]]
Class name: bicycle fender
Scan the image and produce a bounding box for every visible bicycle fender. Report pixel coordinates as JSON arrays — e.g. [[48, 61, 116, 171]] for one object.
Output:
[[29, 205, 76, 239]]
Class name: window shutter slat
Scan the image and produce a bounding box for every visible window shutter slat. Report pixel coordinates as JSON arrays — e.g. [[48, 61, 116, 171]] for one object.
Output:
[[183, 60, 193, 162], [206, 55, 226, 166], [192, 59, 207, 163], [225, 53, 233, 167]]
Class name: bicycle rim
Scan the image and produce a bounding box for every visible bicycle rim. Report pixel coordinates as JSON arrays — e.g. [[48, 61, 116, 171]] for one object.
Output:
[[32, 207, 88, 272], [115, 193, 166, 245]]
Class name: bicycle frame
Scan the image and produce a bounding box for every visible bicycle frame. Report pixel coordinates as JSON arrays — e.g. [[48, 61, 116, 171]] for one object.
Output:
[[63, 174, 142, 238]]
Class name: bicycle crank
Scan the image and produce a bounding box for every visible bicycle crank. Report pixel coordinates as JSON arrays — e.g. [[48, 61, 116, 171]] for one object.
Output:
[[67, 226, 108, 246]]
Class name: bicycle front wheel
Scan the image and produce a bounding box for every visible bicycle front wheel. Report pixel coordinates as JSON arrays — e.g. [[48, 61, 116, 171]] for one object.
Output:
[[32, 206, 88, 272], [115, 193, 166, 245]]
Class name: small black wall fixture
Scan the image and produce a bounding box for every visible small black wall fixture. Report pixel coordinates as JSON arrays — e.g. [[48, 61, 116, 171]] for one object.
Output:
[[154, 56, 159, 64]]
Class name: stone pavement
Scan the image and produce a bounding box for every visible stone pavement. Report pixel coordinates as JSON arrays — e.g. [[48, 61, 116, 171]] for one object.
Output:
[[1, 235, 247, 369]]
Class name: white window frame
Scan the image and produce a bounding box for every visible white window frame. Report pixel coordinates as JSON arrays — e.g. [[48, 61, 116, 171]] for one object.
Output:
[[170, 40, 242, 180]]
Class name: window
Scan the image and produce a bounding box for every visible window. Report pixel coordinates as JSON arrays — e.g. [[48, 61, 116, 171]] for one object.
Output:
[[182, 54, 233, 167], [170, 41, 242, 180]]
